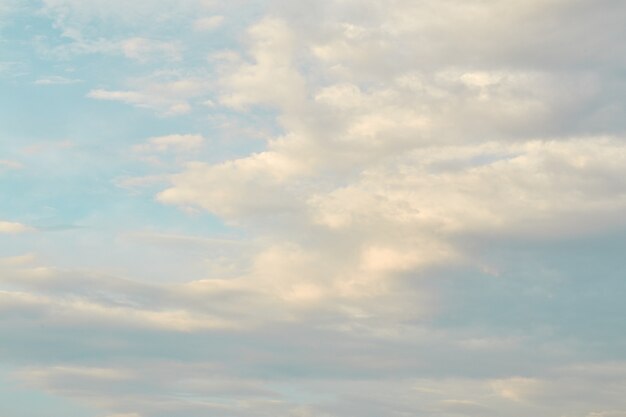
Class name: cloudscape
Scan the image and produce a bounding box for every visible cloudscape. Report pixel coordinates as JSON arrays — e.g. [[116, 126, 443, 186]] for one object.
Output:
[[2, 1, 626, 416]]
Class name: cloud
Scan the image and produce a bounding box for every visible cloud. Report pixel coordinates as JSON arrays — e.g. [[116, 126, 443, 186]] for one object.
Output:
[[3, 250, 626, 416], [20, 366, 134, 382], [154, 13, 626, 332], [6, 1, 626, 417], [40, 0, 210, 28], [309, 138, 626, 237], [0, 159, 23, 170], [120, 37, 182, 62], [491, 377, 542, 402], [106, 414, 142, 417], [218, 18, 307, 111], [157, 152, 305, 220], [133, 134, 205, 153], [0, 0, 20, 23], [193, 15, 224, 31], [0, 221, 33, 234], [0, 264, 238, 332], [34, 75, 82, 85], [88, 77, 209, 115]]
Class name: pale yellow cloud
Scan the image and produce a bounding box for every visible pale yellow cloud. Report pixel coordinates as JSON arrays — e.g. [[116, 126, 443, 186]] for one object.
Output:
[[0, 221, 33, 234], [133, 134, 205, 153]]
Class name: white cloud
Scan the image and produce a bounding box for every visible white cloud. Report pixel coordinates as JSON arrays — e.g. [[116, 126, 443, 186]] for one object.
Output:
[[157, 151, 306, 220], [193, 15, 224, 31], [20, 366, 134, 382], [88, 89, 193, 115], [309, 138, 626, 237], [0, 0, 20, 23], [0, 221, 33, 234], [88, 77, 209, 115], [120, 37, 182, 62], [6, 1, 626, 417], [0, 286, 234, 332], [154, 4, 626, 327], [133, 134, 205, 153], [219, 18, 307, 110], [491, 377, 542, 402], [34, 75, 82, 85], [0, 253, 37, 266]]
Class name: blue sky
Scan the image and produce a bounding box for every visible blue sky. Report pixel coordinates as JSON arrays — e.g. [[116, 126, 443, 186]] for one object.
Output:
[[2, 1, 626, 416]]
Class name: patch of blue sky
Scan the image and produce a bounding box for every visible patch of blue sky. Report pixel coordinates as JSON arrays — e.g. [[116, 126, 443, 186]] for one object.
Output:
[[430, 229, 626, 362], [0, 2, 275, 247]]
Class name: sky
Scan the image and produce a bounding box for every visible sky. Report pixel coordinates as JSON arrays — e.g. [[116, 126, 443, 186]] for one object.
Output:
[[1, 1, 626, 416]]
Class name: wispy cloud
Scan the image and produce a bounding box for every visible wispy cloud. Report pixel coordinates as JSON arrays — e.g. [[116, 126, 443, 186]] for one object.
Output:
[[0, 159, 23, 170], [34, 75, 82, 85], [120, 37, 182, 62], [88, 78, 210, 115], [133, 134, 205, 153], [0, 221, 34, 234], [193, 15, 224, 32]]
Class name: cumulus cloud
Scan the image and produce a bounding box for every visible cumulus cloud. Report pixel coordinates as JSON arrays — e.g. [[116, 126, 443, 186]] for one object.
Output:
[[156, 3, 626, 325], [218, 18, 307, 111], [157, 152, 306, 220]]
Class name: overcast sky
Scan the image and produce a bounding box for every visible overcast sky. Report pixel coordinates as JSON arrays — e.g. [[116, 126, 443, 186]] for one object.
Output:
[[2, 1, 626, 416]]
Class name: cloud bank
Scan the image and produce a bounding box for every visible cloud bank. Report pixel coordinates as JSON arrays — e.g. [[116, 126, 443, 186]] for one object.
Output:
[[2, 1, 626, 417]]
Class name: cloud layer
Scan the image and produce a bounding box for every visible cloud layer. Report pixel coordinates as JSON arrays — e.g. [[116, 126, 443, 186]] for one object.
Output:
[[2, 1, 626, 417]]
